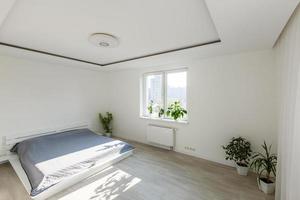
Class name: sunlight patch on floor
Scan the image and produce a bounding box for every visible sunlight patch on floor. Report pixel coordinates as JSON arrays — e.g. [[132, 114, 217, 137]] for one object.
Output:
[[55, 167, 141, 200]]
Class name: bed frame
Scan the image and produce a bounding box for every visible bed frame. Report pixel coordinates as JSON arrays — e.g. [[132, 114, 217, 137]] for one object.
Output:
[[2, 122, 134, 200]]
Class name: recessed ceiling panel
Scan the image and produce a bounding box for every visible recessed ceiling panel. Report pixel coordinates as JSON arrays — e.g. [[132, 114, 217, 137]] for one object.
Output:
[[0, 0, 220, 65]]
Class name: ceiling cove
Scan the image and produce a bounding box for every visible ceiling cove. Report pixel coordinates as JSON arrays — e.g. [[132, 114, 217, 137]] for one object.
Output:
[[0, 40, 221, 67]]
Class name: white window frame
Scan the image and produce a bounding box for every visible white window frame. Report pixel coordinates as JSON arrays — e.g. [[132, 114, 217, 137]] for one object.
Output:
[[141, 68, 188, 122]]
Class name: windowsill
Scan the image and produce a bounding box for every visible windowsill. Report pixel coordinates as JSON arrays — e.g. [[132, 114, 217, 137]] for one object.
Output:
[[140, 116, 189, 124]]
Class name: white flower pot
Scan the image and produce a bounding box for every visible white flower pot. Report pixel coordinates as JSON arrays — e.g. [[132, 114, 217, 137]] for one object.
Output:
[[258, 178, 275, 194], [236, 165, 249, 176]]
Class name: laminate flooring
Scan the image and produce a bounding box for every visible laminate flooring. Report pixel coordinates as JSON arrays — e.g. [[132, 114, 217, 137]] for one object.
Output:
[[0, 141, 274, 200]]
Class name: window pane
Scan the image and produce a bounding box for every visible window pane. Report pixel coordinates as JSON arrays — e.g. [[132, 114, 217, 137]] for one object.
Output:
[[145, 74, 163, 117], [167, 71, 187, 109]]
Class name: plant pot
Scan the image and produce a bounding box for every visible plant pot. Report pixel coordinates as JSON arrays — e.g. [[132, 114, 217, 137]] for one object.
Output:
[[105, 132, 112, 137], [236, 163, 249, 176], [257, 178, 275, 194]]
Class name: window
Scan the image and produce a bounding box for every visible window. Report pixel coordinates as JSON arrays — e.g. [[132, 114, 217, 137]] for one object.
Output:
[[142, 69, 187, 121]]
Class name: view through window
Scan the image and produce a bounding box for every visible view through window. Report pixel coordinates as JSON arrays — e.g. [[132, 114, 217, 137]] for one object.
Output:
[[142, 69, 187, 120]]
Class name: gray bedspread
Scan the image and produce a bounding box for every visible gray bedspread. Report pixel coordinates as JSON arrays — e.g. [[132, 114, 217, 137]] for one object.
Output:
[[10, 129, 134, 196]]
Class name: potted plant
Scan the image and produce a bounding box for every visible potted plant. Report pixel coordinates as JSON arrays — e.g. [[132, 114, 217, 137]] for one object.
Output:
[[147, 100, 154, 117], [99, 112, 113, 137], [166, 101, 187, 120], [158, 108, 164, 118], [222, 137, 252, 176], [250, 141, 277, 194]]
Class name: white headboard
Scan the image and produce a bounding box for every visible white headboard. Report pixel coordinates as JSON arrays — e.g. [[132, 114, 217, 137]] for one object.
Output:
[[2, 122, 89, 147]]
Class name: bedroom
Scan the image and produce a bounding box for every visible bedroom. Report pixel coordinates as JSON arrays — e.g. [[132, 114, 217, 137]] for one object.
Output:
[[0, 0, 299, 200]]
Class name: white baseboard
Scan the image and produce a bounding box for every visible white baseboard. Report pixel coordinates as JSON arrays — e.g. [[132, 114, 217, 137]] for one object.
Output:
[[173, 148, 234, 167], [114, 135, 234, 168]]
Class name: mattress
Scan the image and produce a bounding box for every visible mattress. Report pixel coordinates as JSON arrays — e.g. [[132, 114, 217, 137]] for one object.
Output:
[[10, 129, 134, 197]]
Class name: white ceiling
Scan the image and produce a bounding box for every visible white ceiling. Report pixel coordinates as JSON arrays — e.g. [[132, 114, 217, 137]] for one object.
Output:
[[0, 0, 219, 65], [0, 0, 299, 70]]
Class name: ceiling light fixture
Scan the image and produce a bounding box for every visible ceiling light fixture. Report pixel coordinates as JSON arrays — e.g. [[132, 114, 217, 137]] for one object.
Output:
[[88, 33, 119, 48]]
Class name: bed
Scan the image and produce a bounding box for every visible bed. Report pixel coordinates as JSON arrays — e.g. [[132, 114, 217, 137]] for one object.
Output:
[[3, 123, 134, 200]]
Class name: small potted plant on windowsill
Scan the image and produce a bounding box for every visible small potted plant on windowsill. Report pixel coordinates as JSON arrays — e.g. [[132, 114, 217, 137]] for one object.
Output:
[[250, 141, 277, 194], [158, 108, 165, 118], [99, 112, 113, 137], [222, 137, 252, 176], [166, 101, 187, 121], [147, 100, 154, 118]]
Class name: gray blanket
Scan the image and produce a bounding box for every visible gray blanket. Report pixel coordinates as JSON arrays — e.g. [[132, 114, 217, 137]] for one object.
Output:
[[10, 129, 134, 196]]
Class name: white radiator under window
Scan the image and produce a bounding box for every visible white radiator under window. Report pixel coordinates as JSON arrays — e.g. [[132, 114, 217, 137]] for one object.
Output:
[[146, 124, 175, 150]]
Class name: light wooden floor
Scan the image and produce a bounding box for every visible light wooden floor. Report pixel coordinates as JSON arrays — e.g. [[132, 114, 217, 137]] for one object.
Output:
[[0, 141, 274, 200]]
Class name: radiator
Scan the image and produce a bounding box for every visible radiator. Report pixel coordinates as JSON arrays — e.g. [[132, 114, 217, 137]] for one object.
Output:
[[146, 124, 175, 150]]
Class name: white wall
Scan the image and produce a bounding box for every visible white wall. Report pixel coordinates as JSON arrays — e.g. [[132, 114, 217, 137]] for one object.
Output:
[[275, 4, 300, 200], [108, 50, 278, 166], [0, 55, 108, 150]]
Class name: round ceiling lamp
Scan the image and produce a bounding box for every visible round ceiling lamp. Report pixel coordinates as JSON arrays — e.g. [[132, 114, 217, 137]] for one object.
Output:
[[88, 33, 119, 48]]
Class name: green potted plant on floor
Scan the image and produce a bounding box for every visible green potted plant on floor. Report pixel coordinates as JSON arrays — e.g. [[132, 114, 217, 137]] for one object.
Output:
[[250, 141, 277, 194], [222, 137, 252, 176], [166, 101, 187, 121], [99, 112, 113, 137]]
